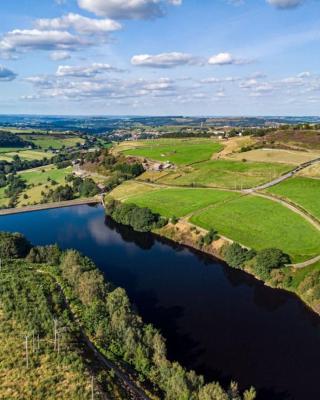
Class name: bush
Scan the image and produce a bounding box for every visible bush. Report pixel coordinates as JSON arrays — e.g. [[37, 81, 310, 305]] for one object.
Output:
[[256, 248, 290, 271], [0, 232, 31, 259], [171, 215, 179, 224], [203, 229, 219, 245], [223, 243, 251, 269]]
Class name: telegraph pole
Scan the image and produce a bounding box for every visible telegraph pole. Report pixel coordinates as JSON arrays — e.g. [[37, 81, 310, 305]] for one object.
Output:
[[91, 376, 94, 400], [53, 319, 58, 351], [25, 336, 29, 368]]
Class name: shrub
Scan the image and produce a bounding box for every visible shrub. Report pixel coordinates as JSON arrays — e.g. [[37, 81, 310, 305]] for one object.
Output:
[[254, 248, 290, 280], [223, 243, 249, 269], [171, 215, 179, 224], [203, 229, 219, 245]]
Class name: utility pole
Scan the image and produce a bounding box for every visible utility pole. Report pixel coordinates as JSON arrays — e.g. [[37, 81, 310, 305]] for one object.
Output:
[[53, 319, 58, 351], [25, 336, 29, 368], [32, 331, 35, 353], [91, 376, 94, 400], [37, 334, 40, 352], [57, 333, 60, 355]]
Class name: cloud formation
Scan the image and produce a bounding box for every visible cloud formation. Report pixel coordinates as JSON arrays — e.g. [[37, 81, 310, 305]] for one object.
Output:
[[77, 0, 182, 20], [208, 52, 251, 66], [56, 63, 118, 77], [0, 29, 87, 55], [0, 65, 17, 81], [35, 13, 121, 35], [131, 52, 199, 68]]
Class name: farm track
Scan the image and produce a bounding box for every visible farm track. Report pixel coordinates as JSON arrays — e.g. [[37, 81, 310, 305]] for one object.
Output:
[[244, 156, 320, 192]]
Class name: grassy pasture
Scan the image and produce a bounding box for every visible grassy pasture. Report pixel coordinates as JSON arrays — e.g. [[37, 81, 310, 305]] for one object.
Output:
[[122, 139, 223, 165], [266, 177, 320, 220], [190, 195, 320, 263], [108, 180, 158, 201], [26, 136, 84, 150], [154, 160, 291, 189], [124, 187, 241, 218], [0, 147, 23, 154], [17, 165, 72, 206], [0, 150, 51, 162], [227, 148, 320, 165]]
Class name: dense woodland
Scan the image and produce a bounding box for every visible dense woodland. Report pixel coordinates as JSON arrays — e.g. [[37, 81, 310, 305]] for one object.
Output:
[[0, 231, 256, 400], [0, 132, 33, 148]]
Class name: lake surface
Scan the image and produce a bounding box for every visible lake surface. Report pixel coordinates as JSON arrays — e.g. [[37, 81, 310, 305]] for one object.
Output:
[[1, 204, 319, 400]]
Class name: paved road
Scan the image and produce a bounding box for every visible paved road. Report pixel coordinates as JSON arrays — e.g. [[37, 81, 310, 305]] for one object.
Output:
[[243, 156, 320, 193]]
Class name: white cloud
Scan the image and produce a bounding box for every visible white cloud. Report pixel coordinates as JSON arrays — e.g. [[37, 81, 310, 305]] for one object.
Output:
[[0, 65, 17, 81], [50, 50, 71, 61], [266, 0, 304, 9], [56, 63, 117, 77], [77, 0, 182, 20], [0, 29, 87, 55], [208, 52, 251, 66], [131, 52, 199, 68], [35, 13, 121, 35]]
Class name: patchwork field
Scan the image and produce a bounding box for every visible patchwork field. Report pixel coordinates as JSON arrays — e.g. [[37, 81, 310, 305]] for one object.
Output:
[[121, 139, 223, 165], [190, 195, 320, 263], [266, 177, 320, 220], [152, 160, 291, 189], [227, 148, 320, 165], [122, 186, 241, 218]]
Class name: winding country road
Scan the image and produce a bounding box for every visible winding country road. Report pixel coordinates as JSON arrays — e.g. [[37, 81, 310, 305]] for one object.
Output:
[[243, 156, 320, 193]]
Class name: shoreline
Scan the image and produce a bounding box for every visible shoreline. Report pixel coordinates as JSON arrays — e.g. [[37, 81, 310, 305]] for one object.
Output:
[[153, 220, 320, 317], [0, 198, 101, 216]]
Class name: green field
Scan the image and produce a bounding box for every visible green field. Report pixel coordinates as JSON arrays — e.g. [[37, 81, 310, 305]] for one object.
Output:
[[123, 186, 241, 218], [154, 160, 291, 189], [266, 177, 320, 220], [122, 139, 223, 165], [0, 149, 51, 162], [17, 165, 72, 206], [0, 147, 23, 154], [190, 195, 320, 263], [29, 136, 84, 150]]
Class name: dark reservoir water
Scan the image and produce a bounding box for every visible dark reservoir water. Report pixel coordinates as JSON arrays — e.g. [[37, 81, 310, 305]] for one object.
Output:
[[1, 204, 319, 400]]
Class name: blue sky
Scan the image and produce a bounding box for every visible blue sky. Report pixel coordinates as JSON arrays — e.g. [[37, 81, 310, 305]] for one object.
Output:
[[0, 0, 319, 116]]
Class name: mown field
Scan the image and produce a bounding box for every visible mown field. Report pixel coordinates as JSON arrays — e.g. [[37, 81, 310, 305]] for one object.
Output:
[[266, 177, 320, 220], [190, 195, 320, 263], [121, 138, 223, 165], [121, 185, 241, 218], [152, 160, 291, 189]]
